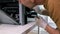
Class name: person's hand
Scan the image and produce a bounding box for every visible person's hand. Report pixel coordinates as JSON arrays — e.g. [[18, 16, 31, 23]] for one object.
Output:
[[35, 16, 48, 29], [35, 15, 57, 29]]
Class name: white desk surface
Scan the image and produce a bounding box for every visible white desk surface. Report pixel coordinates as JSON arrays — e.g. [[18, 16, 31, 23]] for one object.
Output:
[[0, 22, 36, 34]]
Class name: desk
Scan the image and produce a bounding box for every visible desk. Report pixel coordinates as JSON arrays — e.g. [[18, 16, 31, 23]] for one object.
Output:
[[0, 22, 36, 34]]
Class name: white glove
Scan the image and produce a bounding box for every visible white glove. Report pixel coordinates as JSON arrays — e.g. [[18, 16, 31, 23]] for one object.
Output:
[[39, 15, 57, 29], [47, 16, 57, 29], [36, 14, 57, 29], [35, 16, 48, 29]]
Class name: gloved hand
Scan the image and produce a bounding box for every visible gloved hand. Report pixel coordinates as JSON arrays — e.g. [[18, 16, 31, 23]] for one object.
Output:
[[35, 14, 57, 29], [35, 16, 48, 29]]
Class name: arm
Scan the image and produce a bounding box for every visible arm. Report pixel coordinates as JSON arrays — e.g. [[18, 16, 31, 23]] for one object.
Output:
[[45, 25, 60, 34]]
